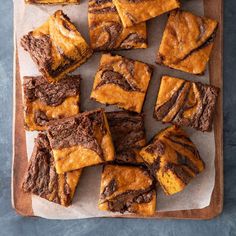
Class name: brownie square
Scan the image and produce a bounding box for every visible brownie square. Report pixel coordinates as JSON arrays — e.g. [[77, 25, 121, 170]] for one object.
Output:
[[88, 0, 147, 51], [140, 126, 205, 195], [23, 75, 80, 131], [156, 10, 218, 74], [106, 111, 146, 165], [112, 0, 180, 28], [47, 109, 115, 174], [25, 0, 80, 3], [153, 76, 219, 132], [21, 10, 92, 82], [22, 133, 82, 206], [90, 54, 152, 113], [98, 165, 156, 215]]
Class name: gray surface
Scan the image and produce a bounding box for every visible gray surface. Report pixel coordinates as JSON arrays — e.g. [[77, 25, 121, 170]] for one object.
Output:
[[0, 0, 236, 235]]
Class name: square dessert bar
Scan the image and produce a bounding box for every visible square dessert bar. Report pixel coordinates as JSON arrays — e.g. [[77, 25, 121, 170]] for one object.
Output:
[[22, 133, 82, 206], [112, 0, 180, 27], [90, 54, 152, 113], [153, 76, 219, 132], [98, 165, 156, 216], [106, 111, 146, 165], [47, 109, 115, 174], [88, 0, 147, 51], [23, 75, 80, 131], [140, 126, 205, 195], [25, 0, 80, 3], [156, 10, 218, 74], [21, 10, 92, 82]]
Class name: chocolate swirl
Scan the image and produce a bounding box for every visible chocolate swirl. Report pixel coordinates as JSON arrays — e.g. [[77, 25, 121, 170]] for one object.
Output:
[[23, 75, 80, 106], [154, 79, 219, 131], [22, 133, 73, 206]]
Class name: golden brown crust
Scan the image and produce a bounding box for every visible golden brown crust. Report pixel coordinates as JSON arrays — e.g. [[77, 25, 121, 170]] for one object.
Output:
[[154, 76, 220, 132], [112, 0, 180, 27], [88, 0, 147, 51], [99, 165, 156, 215], [90, 54, 152, 113], [47, 109, 115, 174], [140, 126, 205, 195], [21, 10, 92, 82], [23, 75, 80, 131], [156, 10, 218, 74], [22, 133, 82, 206]]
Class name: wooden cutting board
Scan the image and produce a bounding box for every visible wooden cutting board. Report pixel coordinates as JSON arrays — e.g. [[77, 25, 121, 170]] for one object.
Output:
[[12, 0, 223, 219]]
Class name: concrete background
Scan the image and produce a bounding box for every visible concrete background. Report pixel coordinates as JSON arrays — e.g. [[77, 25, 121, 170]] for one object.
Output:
[[0, 1, 236, 235]]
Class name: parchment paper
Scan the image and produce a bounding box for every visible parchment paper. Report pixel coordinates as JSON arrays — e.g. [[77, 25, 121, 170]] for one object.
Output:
[[14, 0, 216, 219]]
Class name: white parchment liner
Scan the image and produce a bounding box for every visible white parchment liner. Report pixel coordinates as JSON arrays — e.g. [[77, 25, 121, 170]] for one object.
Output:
[[14, 0, 216, 219]]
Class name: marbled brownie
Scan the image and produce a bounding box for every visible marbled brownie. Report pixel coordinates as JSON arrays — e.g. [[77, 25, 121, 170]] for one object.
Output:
[[156, 10, 218, 74], [140, 126, 205, 195], [23, 75, 80, 131], [112, 0, 180, 27], [47, 109, 115, 174], [22, 133, 82, 206], [99, 165, 156, 215], [88, 0, 147, 51], [154, 76, 219, 132], [90, 54, 152, 113], [21, 10, 92, 82], [106, 111, 146, 165]]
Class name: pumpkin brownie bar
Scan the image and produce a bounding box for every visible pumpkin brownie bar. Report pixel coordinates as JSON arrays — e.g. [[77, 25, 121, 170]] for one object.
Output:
[[112, 0, 180, 28], [22, 133, 82, 206], [98, 165, 156, 215], [23, 75, 80, 131], [88, 0, 147, 51], [25, 0, 80, 4], [153, 76, 219, 132], [156, 10, 218, 74], [106, 111, 146, 165], [21, 10, 92, 82], [140, 126, 205, 195], [90, 54, 152, 113], [47, 109, 115, 174]]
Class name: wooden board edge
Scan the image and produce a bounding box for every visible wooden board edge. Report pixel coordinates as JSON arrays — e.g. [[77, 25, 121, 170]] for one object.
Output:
[[12, 0, 223, 219], [11, 35, 34, 217]]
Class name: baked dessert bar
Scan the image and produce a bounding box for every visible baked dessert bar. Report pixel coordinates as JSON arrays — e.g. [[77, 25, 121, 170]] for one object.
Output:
[[21, 10, 92, 82], [22, 133, 82, 206], [25, 0, 80, 4], [153, 76, 219, 132], [23, 75, 80, 131], [98, 165, 156, 215], [88, 0, 147, 51], [47, 109, 115, 174], [106, 111, 146, 165], [140, 126, 205, 195], [90, 54, 152, 113], [156, 10, 218, 74], [112, 0, 180, 28]]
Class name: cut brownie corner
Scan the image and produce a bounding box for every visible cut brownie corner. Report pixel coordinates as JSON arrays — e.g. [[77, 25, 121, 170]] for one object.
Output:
[[156, 10, 218, 75], [154, 75, 220, 132], [90, 54, 152, 113], [139, 125, 205, 195], [98, 164, 156, 216], [20, 10, 92, 82], [88, 0, 147, 51], [106, 110, 147, 165], [22, 133, 82, 207], [46, 109, 115, 174], [23, 75, 81, 131]]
